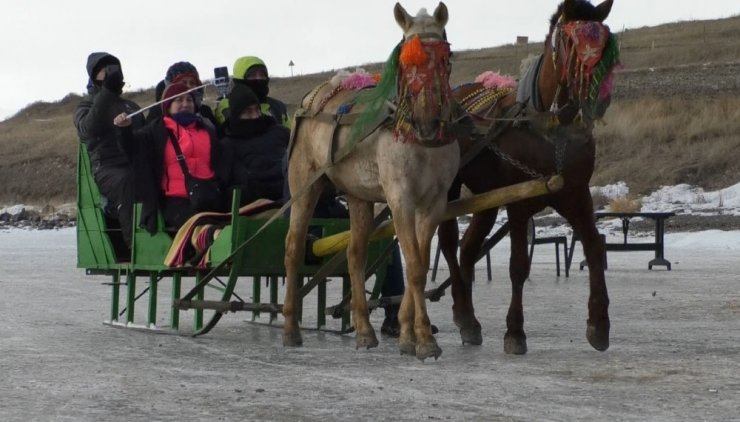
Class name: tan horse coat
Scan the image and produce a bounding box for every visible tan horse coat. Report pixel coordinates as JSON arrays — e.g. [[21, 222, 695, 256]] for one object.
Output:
[[283, 2, 457, 360]]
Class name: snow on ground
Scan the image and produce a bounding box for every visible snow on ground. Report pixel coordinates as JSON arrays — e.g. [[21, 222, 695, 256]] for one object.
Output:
[[593, 181, 740, 216]]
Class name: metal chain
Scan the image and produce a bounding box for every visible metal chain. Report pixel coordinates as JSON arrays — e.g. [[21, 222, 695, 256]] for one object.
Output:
[[487, 142, 545, 179], [554, 138, 567, 175]]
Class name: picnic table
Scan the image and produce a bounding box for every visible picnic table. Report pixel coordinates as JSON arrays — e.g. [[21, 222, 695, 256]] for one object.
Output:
[[573, 211, 675, 271]]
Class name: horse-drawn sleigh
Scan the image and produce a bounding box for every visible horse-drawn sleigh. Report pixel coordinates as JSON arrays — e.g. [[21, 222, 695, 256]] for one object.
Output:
[[78, 0, 618, 361]]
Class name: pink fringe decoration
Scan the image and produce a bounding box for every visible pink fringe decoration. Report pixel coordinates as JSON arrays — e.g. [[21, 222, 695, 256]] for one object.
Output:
[[340, 71, 377, 90], [332, 68, 377, 91], [474, 71, 517, 90]]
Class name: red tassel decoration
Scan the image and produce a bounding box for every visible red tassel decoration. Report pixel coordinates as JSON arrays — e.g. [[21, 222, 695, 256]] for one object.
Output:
[[399, 36, 428, 67]]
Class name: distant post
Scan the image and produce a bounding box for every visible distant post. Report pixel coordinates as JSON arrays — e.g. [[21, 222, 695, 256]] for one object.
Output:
[[289, 60, 295, 77], [516, 36, 529, 58]]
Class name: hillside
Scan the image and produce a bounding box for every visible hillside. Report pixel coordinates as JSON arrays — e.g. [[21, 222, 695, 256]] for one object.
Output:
[[1, 16, 739, 206]]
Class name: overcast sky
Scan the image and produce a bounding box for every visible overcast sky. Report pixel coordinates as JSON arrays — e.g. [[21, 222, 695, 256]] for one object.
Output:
[[1, 0, 738, 120]]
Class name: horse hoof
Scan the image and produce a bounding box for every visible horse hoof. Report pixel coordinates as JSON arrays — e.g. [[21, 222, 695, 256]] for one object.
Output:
[[587, 320, 610, 351], [283, 331, 303, 347], [355, 330, 379, 350], [459, 325, 483, 346], [416, 341, 443, 361], [503, 331, 527, 355], [454, 313, 482, 345], [399, 339, 416, 356]]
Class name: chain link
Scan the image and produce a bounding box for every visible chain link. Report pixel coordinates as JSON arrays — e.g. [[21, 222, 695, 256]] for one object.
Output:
[[487, 142, 545, 179], [554, 138, 566, 175]]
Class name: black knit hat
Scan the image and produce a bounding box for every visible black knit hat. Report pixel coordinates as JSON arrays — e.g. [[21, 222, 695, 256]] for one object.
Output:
[[228, 83, 260, 120]]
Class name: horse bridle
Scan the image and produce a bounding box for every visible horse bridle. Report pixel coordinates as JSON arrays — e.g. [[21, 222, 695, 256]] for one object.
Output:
[[548, 17, 611, 122], [394, 32, 457, 146]]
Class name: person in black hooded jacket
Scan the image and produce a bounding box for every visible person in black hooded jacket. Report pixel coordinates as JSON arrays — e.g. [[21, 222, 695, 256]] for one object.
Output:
[[73, 52, 145, 248], [222, 84, 289, 205]]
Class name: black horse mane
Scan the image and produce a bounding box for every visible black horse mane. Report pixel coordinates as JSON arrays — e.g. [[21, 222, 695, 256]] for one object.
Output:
[[550, 1, 604, 28]]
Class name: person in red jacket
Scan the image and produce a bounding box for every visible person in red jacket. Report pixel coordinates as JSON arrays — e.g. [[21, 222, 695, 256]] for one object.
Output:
[[114, 83, 228, 229]]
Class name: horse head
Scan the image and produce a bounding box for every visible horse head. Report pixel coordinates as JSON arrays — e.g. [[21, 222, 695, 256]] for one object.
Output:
[[393, 2, 454, 145], [541, 0, 618, 124]]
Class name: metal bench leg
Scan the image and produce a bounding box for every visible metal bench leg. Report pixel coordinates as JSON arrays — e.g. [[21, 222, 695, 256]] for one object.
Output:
[[431, 242, 441, 282], [485, 246, 492, 282]]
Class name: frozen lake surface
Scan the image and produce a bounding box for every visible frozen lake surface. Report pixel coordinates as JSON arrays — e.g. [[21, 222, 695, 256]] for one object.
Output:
[[1, 227, 738, 421]]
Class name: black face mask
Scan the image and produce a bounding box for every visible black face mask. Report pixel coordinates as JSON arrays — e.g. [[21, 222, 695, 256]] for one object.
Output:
[[229, 115, 274, 138], [242, 79, 269, 102]]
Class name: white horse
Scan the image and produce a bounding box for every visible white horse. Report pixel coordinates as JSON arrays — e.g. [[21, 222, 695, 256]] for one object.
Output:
[[283, 2, 458, 360]]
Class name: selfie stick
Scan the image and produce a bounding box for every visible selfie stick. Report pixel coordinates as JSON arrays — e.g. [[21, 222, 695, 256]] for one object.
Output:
[[124, 82, 213, 119]]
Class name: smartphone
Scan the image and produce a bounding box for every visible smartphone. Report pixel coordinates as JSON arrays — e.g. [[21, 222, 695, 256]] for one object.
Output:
[[214, 66, 229, 99]]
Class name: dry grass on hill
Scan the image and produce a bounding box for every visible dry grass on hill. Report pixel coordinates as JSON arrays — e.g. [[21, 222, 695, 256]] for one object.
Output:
[[593, 95, 740, 193], [1, 15, 739, 206]]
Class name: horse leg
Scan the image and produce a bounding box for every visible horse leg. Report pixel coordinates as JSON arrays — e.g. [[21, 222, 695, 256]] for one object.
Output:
[[503, 212, 531, 355], [437, 218, 473, 343], [557, 191, 610, 351], [455, 207, 499, 345], [393, 209, 442, 360], [437, 179, 477, 343], [346, 197, 378, 349], [283, 178, 325, 347]]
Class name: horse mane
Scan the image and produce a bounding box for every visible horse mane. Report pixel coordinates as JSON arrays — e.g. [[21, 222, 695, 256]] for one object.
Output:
[[348, 43, 402, 143], [550, 0, 606, 28]]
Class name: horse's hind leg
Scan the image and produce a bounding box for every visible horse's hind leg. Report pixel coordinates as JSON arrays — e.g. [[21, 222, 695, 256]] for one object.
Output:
[[456, 207, 499, 345], [346, 197, 378, 350], [438, 217, 478, 345], [283, 177, 326, 347], [557, 191, 610, 351], [503, 211, 531, 355]]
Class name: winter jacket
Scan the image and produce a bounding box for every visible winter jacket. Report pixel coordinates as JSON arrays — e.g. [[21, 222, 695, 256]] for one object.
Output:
[[117, 115, 228, 232], [222, 123, 289, 204]]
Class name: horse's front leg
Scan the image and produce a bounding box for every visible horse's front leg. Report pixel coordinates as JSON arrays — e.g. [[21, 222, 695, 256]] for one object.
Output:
[[394, 210, 441, 360], [346, 198, 378, 349], [283, 175, 325, 347], [504, 212, 531, 355], [559, 191, 610, 351], [283, 207, 311, 347]]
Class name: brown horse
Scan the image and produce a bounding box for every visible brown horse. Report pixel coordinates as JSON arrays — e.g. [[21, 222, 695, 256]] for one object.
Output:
[[438, 0, 618, 354], [284, 3, 459, 360]]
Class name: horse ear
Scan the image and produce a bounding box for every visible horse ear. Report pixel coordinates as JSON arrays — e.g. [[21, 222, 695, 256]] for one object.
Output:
[[594, 0, 614, 22], [394, 3, 413, 31], [433, 2, 449, 28]]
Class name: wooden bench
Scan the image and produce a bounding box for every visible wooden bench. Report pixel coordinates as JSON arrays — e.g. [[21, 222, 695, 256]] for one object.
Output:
[[573, 211, 675, 271]]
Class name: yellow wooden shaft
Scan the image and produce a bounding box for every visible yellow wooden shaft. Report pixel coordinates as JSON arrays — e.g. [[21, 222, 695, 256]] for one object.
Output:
[[311, 175, 564, 257]]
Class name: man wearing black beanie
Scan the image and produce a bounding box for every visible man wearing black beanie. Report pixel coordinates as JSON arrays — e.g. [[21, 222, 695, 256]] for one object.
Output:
[[74, 52, 145, 251]]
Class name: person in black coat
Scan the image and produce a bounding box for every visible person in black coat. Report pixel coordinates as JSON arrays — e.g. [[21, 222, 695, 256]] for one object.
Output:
[[74, 52, 145, 248], [222, 84, 289, 206]]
